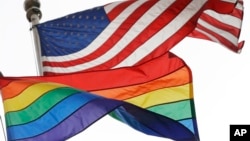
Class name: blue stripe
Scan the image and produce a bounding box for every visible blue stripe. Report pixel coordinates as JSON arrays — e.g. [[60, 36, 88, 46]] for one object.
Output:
[[179, 118, 195, 133], [7, 92, 98, 140]]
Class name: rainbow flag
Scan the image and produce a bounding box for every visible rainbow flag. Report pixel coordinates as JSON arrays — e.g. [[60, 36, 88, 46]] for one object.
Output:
[[0, 53, 199, 140], [1, 80, 122, 141]]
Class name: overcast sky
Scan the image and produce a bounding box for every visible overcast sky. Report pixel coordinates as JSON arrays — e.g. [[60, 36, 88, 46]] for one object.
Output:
[[0, 0, 250, 141]]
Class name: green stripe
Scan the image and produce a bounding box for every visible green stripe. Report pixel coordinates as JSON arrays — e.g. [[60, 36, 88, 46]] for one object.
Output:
[[147, 100, 193, 120], [5, 87, 80, 126]]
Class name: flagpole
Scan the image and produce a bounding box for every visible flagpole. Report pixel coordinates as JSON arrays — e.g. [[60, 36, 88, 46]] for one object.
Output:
[[24, 0, 43, 76]]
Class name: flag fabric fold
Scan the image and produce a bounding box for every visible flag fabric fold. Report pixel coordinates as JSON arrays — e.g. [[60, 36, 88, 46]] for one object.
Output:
[[0, 52, 199, 141], [189, 0, 244, 52], [36, 0, 244, 75]]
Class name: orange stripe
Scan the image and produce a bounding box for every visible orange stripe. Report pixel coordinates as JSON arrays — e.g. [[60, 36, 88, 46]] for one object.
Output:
[[2, 80, 38, 100], [91, 66, 191, 100]]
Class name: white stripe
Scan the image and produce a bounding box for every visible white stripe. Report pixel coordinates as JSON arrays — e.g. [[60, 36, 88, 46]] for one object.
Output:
[[43, 0, 175, 73], [204, 10, 241, 29], [42, 0, 145, 62], [113, 0, 207, 68], [198, 19, 238, 46]]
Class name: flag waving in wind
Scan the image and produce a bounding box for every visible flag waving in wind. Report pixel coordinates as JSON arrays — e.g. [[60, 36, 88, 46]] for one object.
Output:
[[36, 0, 244, 75], [0, 52, 199, 141], [0, 0, 244, 141]]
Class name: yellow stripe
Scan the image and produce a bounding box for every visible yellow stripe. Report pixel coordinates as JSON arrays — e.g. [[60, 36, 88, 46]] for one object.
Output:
[[125, 83, 193, 108], [3, 82, 63, 113]]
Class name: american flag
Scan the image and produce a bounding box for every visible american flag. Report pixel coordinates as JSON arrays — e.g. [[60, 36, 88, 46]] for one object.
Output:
[[37, 0, 244, 75]]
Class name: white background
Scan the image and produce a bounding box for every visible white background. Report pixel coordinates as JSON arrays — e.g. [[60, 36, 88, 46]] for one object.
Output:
[[0, 0, 249, 141]]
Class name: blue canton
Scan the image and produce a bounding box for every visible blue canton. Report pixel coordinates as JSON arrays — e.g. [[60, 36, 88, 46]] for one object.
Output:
[[37, 6, 110, 56]]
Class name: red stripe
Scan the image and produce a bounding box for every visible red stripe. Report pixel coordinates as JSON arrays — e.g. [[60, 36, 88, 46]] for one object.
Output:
[[205, 0, 236, 14], [231, 6, 243, 19], [0, 78, 12, 89], [42, 53, 185, 91]]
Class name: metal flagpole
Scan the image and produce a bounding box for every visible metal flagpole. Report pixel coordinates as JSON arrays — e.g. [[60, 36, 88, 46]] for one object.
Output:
[[24, 0, 43, 76]]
